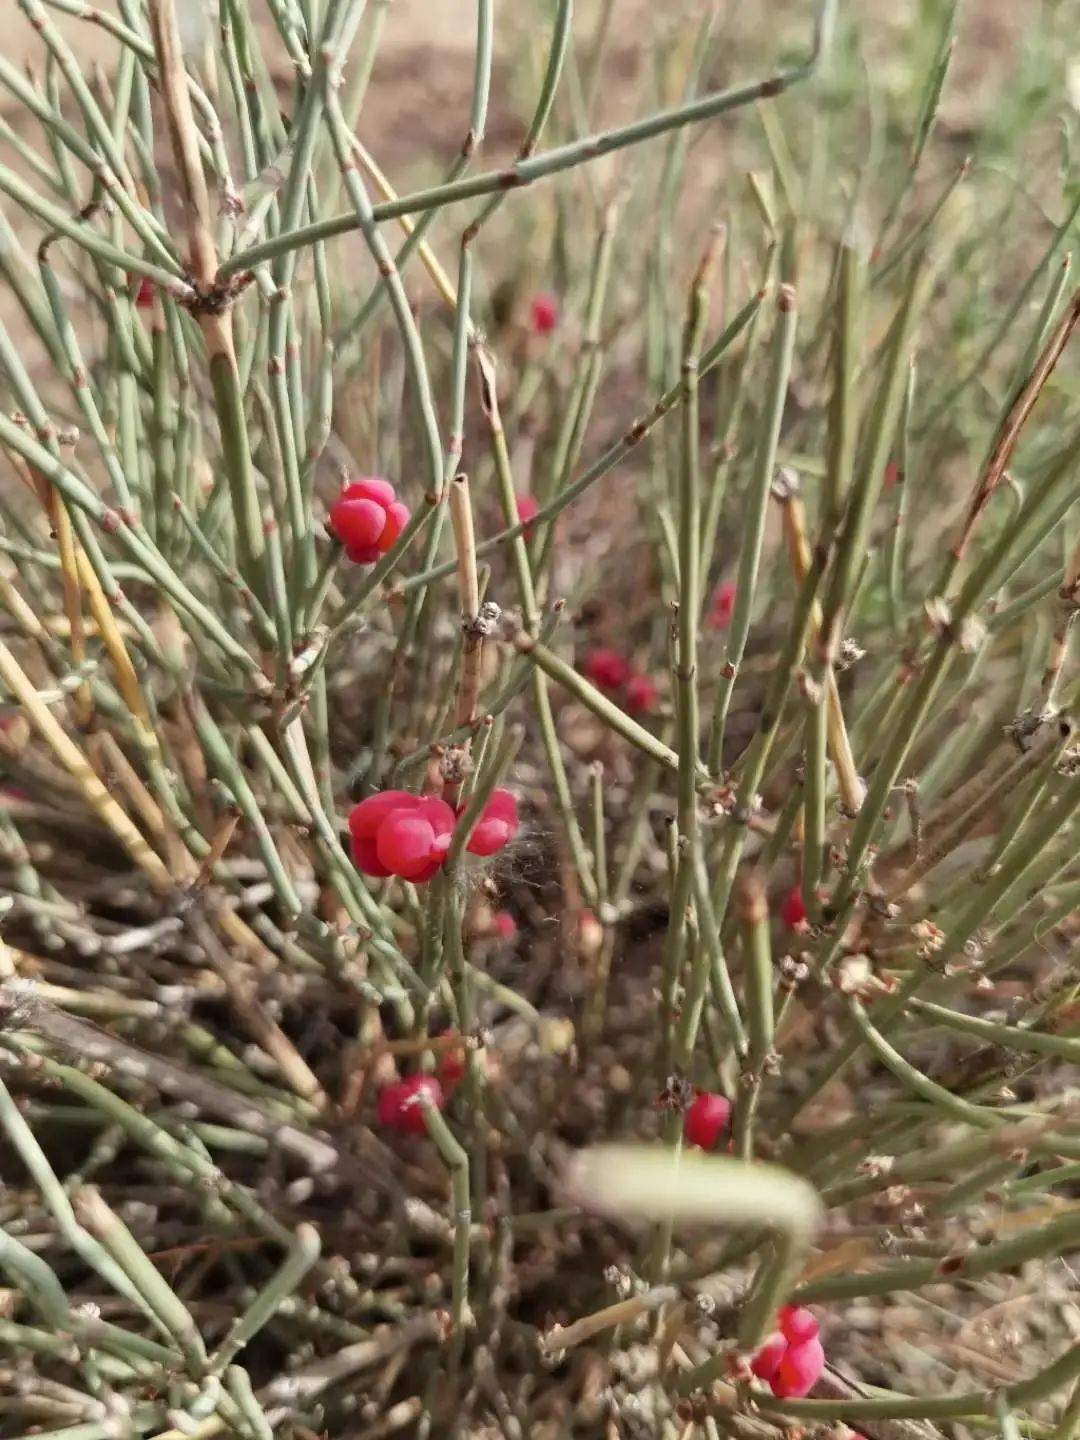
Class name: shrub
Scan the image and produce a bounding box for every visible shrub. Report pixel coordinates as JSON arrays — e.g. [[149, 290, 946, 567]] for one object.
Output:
[[0, 0, 1078, 1435]]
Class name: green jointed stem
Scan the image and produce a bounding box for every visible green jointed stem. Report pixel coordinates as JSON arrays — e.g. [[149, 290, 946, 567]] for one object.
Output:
[[708, 285, 798, 773], [1, 0, 1079, 1429], [401, 291, 763, 594], [209, 1225, 321, 1373], [323, 83, 443, 499], [221, 0, 835, 275], [516, 635, 681, 773]]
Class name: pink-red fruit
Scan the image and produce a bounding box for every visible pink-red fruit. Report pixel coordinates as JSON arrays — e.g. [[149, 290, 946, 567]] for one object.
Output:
[[376, 1074, 443, 1135], [683, 1092, 731, 1150], [707, 580, 736, 630], [466, 789, 519, 857], [492, 910, 517, 939], [625, 673, 658, 715], [349, 789, 519, 882], [773, 1335, 824, 1398], [329, 477, 410, 564], [349, 791, 454, 883], [530, 292, 558, 334], [749, 1333, 787, 1382], [778, 1306, 819, 1345], [583, 648, 631, 692], [750, 1313, 825, 1398], [135, 278, 154, 308], [780, 885, 807, 929], [437, 1031, 466, 1091], [516, 492, 539, 538]]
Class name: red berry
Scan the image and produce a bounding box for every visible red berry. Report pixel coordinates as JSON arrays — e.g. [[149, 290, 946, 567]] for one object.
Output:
[[750, 1332, 787, 1382], [625, 672, 658, 715], [437, 1031, 467, 1091], [377, 810, 441, 881], [683, 1092, 731, 1150], [780, 885, 807, 929], [530, 292, 558, 335], [883, 460, 899, 490], [348, 791, 453, 883], [349, 790, 419, 838], [134, 277, 154, 308], [516, 492, 539, 539], [772, 1335, 824, 1398], [706, 580, 736, 630], [376, 1074, 443, 1135], [583, 648, 630, 692], [465, 788, 518, 858], [349, 790, 417, 877], [329, 478, 409, 564], [383, 500, 409, 547], [492, 910, 517, 939], [778, 1306, 819, 1345]]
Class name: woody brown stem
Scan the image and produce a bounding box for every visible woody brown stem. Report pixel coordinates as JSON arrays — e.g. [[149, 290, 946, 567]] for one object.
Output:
[[146, 0, 218, 293], [148, 0, 263, 582], [950, 288, 1080, 565]]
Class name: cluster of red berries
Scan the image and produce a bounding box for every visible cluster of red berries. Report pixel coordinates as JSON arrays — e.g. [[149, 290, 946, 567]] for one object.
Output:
[[328, 478, 410, 564], [376, 1031, 470, 1134], [349, 788, 518, 883], [582, 649, 658, 716], [750, 1306, 825, 1398]]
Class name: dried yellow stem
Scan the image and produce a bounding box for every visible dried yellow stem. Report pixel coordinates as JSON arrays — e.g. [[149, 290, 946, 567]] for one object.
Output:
[[0, 638, 170, 887], [44, 488, 92, 728], [350, 136, 459, 311]]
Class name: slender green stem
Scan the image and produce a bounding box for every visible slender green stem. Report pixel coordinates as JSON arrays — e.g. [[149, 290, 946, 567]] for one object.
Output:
[[221, 1, 835, 276]]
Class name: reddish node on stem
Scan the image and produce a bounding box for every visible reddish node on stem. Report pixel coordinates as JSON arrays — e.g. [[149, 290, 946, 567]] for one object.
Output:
[[582, 648, 631, 692], [683, 1092, 732, 1150], [529, 292, 558, 335], [329, 477, 410, 564], [376, 1074, 444, 1135]]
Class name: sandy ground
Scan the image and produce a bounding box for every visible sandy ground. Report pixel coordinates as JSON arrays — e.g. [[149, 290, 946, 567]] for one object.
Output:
[[0, 0, 1037, 355], [4, 0, 1030, 163]]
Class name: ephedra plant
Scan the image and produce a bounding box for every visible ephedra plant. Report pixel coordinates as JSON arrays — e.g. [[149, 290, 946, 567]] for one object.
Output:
[[0, 0, 1079, 1435]]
